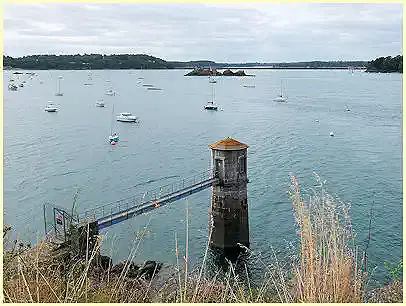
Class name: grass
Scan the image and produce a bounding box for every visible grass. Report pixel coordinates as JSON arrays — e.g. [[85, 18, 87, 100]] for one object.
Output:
[[3, 174, 397, 303]]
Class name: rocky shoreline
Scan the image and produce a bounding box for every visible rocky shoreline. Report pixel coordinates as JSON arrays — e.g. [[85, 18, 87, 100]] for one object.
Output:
[[184, 68, 252, 76]]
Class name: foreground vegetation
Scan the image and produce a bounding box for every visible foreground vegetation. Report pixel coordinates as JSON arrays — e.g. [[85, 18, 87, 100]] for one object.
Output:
[[3, 175, 402, 302]]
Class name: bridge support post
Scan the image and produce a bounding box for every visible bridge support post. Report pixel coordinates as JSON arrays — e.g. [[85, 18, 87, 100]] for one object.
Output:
[[209, 137, 249, 251]]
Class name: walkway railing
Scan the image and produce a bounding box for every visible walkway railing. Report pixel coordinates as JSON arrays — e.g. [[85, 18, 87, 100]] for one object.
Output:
[[79, 169, 216, 223]]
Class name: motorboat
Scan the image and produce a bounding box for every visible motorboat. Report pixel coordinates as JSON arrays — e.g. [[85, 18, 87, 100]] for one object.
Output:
[[109, 132, 119, 143], [96, 100, 105, 107], [19, 83, 24, 88], [45, 102, 58, 112], [147, 87, 162, 90], [116, 112, 138, 122], [330, 131, 334, 137]]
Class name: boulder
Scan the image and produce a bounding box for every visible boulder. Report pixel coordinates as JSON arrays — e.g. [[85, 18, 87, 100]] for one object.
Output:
[[138, 260, 163, 279]]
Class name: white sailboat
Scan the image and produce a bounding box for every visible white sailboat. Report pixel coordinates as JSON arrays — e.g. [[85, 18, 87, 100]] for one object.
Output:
[[243, 76, 256, 88], [273, 80, 287, 102], [109, 104, 119, 144], [55, 76, 63, 96], [204, 82, 219, 110]]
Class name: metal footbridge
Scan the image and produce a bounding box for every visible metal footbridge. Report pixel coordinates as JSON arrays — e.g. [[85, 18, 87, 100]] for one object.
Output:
[[78, 169, 218, 230]]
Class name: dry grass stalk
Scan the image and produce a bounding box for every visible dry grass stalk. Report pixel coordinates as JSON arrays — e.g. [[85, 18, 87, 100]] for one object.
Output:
[[289, 173, 365, 302]]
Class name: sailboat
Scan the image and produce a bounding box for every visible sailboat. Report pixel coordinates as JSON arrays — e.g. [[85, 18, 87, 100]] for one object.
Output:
[[55, 76, 63, 96], [243, 76, 256, 88], [204, 82, 219, 110], [273, 80, 287, 102], [108, 104, 119, 144]]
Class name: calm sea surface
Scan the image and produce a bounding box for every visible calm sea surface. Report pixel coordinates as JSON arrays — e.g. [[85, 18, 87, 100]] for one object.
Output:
[[3, 69, 402, 286]]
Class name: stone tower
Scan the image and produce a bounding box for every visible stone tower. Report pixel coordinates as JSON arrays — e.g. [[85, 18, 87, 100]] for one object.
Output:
[[209, 137, 249, 250]]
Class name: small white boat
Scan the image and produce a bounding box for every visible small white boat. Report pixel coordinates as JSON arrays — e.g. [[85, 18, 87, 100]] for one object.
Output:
[[345, 107, 350, 112], [330, 131, 334, 137], [209, 76, 217, 83], [105, 89, 116, 96], [45, 102, 58, 112], [96, 100, 105, 107], [116, 112, 138, 122], [19, 83, 24, 88]]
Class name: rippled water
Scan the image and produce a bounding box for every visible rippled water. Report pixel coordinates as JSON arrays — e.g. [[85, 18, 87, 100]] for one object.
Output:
[[3, 69, 402, 286]]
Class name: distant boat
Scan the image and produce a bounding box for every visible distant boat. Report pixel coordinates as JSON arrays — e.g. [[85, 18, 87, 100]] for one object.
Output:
[[45, 102, 58, 112], [147, 87, 162, 91], [105, 89, 116, 96], [209, 77, 217, 84], [96, 100, 105, 107], [142, 84, 154, 87], [8, 84, 18, 91], [116, 112, 138, 122], [204, 82, 218, 110], [109, 104, 119, 143], [55, 76, 63, 96], [345, 107, 350, 112], [273, 80, 287, 102], [243, 77, 256, 88], [330, 131, 334, 137]]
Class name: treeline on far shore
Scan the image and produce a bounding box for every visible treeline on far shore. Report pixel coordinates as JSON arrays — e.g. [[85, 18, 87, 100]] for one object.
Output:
[[2, 54, 402, 72], [365, 55, 402, 73]]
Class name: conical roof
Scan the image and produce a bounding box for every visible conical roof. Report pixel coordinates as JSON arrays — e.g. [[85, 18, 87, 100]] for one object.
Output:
[[209, 137, 248, 151]]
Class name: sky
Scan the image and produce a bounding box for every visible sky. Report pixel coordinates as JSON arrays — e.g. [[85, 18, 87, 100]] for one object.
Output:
[[3, 2, 403, 62]]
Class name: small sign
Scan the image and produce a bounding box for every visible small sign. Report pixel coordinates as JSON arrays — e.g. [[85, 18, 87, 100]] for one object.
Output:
[[56, 215, 63, 225]]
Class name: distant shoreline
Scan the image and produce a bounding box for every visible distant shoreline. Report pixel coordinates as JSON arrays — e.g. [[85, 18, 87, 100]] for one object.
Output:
[[4, 67, 367, 71]]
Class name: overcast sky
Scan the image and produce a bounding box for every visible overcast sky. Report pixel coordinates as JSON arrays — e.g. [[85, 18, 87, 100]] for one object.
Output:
[[3, 3, 403, 62]]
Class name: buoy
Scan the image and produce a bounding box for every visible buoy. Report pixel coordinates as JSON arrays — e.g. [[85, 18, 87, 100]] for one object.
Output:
[[111, 141, 116, 145], [329, 132, 334, 137]]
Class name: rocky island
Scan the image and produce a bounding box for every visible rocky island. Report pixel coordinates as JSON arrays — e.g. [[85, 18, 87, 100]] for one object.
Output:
[[184, 68, 251, 76]]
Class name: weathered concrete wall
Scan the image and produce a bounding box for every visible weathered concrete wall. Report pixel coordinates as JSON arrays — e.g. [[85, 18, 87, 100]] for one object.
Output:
[[210, 148, 249, 249]]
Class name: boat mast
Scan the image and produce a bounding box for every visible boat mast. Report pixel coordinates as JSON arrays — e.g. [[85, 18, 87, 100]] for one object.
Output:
[[110, 104, 114, 135]]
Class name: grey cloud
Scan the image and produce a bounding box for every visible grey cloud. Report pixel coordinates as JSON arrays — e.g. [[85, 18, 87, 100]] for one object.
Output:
[[3, 3, 402, 62]]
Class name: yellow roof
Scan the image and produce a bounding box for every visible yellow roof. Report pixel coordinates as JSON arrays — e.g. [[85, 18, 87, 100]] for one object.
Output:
[[209, 137, 248, 151]]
